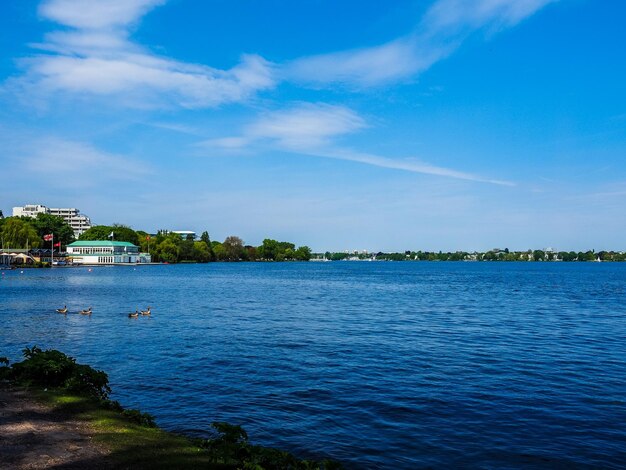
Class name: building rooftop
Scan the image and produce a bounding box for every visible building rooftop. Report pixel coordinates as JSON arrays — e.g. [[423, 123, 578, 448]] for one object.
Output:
[[67, 241, 137, 247]]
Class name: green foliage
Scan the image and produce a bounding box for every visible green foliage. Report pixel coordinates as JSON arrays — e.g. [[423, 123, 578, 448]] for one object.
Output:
[[223, 236, 245, 261], [213, 242, 226, 261], [0, 217, 41, 249], [196, 422, 342, 469], [317, 248, 626, 262], [122, 408, 157, 428], [136, 230, 151, 252], [192, 241, 211, 262], [31, 213, 75, 246], [257, 239, 312, 261], [80, 224, 140, 245], [0, 356, 9, 380], [142, 232, 310, 264], [155, 238, 180, 263], [8, 346, 111, 401], [533, 250, 545, 261], [257, 238, 279, 260]]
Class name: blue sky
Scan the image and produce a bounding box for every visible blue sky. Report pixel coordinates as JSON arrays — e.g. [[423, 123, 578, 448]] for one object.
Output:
[[1, 0, 625, 252]]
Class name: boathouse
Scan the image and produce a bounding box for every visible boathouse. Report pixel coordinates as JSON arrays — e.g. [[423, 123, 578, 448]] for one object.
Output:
[[66, 241, 151, 265]]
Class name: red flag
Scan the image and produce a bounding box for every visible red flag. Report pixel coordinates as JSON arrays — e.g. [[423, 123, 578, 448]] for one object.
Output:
[[54, 242, 61, 247], [43, 234, 53, 241], [146, 235, 151, 240]]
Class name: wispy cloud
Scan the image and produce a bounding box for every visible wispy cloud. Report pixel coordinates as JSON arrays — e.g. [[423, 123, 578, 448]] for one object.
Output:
[[285, 0, 558, 87], [39, 0, 165, 30], [6, 0, 556, 105], [203, 103, 365, 151], [4, 132, 150, 188], [202, 103, 513, 185], [311, 148, 514, 186], [10, 0, 275, 108]]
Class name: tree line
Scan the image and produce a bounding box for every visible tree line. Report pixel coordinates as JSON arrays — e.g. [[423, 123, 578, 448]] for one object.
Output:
[[0, 213, 75, 249], [319, 249, 626, 262], [2, 214, 623, 263], [79, 225, 312, 263], [0, 215, 312, 263]]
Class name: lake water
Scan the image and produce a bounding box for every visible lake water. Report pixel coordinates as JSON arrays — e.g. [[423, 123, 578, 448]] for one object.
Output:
[[1, 262, 625, 468]]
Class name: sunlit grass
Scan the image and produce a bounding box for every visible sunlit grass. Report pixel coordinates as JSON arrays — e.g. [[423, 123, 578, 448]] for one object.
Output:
[[34, 389, 219, 469]]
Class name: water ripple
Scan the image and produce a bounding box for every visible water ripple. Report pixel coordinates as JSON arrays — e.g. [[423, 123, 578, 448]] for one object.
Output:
[[1, 262, 625, 468]]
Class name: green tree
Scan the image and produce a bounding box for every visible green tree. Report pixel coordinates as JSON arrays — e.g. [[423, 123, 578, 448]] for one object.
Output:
[[136, 231, 151, 252], [213, 243, 226, 260], [200, 231, 215, 261], [192, 241, 211, 262], [156, 239, 179, 263], [79, 225, 139, 245], [532, 250, 545, 261], [245, 245, 258, 261], [257, 239, 279, 260], [1, 218, 41, 249], [179, 238, 195, 261], [222, 236, 245, 261], [583, 250, 596, 261], [294, 246, 312, 261], [31, 213, 75, 247]]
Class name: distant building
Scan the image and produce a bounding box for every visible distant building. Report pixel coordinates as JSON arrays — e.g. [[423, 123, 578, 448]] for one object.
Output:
[[13, 204, 48, 218], [157, 230, 196, 239], [13, 204, 92, 238], [66, 241, 151, 265], [172, 230, 196, 239]]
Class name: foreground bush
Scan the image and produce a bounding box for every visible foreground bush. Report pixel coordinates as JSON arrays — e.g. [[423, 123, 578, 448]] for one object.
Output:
[[196, 422, 342, 469], [7, 346, 111, 400]]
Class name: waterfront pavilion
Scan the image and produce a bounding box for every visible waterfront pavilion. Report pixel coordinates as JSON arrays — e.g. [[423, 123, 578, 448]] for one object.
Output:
[[66, 241, 151, 265]]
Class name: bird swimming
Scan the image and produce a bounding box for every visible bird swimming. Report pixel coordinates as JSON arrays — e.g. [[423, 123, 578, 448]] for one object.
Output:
[[128, 311, 139, 318], [140, 306, 151, 316], [79, 307, 92, 315], [56, 306, 68, 314]]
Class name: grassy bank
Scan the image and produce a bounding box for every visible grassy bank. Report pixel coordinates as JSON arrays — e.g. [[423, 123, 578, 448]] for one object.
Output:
[[31, 389, 217, 469], [0, 348, 341, 469]]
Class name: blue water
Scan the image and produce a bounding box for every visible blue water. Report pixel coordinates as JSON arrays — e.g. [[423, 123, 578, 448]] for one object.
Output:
[[1, 262, 625, 468]]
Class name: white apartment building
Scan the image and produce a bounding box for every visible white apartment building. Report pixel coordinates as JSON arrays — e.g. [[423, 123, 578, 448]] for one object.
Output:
[[13, 204, 93, 238]]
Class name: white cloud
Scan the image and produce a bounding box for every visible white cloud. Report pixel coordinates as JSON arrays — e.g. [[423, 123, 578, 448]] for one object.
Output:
[[314, 148, 514, 186], [39, 0, 165, 30], [14, 0, 275, 108], [286, 0, 557, 87], [284, 38, 449, 88], [10, 0, 557, 104], [22, 52, 274, 108], [203, 103, 513, 185], [203, 103, 365, 151], [422, 0, 558, 33], [247, 103, 367, 149], [6, 134, 150, 188]]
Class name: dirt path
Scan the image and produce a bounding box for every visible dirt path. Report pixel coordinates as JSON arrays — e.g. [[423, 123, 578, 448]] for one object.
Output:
[[0, 385, 111, 469]]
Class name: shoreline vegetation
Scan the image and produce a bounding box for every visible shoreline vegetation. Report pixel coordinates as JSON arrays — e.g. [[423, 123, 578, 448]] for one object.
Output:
[[0, 347, 341, 469], [317, 248, 626, 262], [2, 214, 624, 265]]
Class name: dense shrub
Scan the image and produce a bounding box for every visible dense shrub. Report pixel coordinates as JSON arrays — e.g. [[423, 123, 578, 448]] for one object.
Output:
[[8, 346, 111, 400], [122, 408, 157, 428], [197, 422, 342, 469]]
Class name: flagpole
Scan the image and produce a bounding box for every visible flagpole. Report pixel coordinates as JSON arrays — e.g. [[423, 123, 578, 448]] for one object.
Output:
[[51, 233, 54, 267]]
